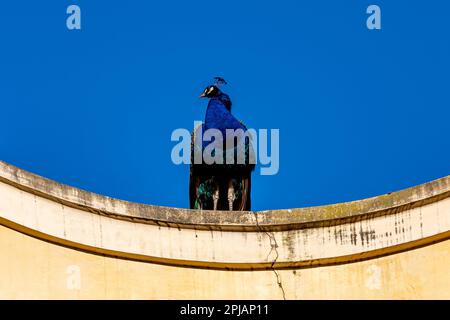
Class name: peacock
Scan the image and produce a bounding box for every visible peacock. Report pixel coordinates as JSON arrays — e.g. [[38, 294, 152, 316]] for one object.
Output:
[[189, 77, 255, 211]]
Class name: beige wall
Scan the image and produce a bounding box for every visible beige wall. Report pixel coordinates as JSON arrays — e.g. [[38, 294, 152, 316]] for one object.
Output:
[[1, 224, 449, 299], [0, 161, 449, 299]]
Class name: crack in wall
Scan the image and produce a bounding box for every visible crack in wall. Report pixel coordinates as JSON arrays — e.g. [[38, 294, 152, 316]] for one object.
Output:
[[253, 212, 286, 300]]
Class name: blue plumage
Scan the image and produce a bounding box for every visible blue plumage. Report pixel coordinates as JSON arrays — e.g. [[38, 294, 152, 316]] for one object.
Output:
[[190, 80, 254, 211], [203, 92, 247, 148]]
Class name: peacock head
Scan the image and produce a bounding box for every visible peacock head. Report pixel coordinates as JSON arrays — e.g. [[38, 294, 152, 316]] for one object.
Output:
[[199, 77, 227, 98], [199, 85, 220, 98]]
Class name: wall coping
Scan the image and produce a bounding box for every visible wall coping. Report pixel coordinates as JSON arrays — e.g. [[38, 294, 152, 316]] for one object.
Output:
[[1, 161, 449, 232]]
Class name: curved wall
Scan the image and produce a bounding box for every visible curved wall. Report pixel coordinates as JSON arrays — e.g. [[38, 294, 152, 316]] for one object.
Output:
[[0, 161, 449, 299]]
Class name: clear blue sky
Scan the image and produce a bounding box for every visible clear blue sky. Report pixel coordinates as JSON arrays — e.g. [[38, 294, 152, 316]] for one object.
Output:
[[1, 1, 449, 211]]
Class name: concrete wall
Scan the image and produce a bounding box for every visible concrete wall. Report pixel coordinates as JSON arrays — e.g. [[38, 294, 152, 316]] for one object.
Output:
[[0, 161, 449, 299]]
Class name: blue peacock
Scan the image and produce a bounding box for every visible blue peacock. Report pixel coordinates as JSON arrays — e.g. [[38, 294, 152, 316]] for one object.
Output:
[[190, 77, 255, 211]]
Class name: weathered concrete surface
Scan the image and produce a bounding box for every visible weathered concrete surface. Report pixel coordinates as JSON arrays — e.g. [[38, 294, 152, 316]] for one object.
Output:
[[0, 160, 449, 299]]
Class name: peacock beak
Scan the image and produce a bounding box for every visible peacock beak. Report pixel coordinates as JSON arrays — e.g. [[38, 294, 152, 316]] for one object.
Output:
[[199, 92, 206, 98]]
